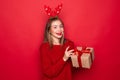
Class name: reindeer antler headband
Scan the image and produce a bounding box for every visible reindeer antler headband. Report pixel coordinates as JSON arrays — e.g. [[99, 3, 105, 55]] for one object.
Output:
[[44, 3, 63, 17]]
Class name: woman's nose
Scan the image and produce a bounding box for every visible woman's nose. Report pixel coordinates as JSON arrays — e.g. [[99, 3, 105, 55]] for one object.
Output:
[[57, 27, 61, 31]]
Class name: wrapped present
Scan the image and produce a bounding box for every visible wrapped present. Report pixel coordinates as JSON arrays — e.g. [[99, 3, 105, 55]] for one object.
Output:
[[71, 46, 94, 69], [77, 46, 94, 61], [71, 51, 81, 68]]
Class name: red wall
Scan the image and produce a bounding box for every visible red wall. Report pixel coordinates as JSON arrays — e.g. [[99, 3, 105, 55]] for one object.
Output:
[[0, 0, 120, 80]]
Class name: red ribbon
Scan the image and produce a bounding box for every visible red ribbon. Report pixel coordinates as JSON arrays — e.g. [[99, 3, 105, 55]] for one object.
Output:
[[73, 47, 93, 67], [74, 48, 82, 67]]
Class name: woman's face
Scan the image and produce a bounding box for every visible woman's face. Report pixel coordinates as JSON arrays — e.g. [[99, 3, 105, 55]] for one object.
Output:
[[49, 20, 64, 39]]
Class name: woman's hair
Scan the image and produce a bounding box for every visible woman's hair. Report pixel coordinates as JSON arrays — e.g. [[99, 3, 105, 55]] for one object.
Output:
[[44, 16, 65, 47]]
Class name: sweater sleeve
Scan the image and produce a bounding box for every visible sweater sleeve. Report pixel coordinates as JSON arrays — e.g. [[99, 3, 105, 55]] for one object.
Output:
[[67, 40, 75, 50], [40, 44, 66, 78], [66, 40, 76, 69]]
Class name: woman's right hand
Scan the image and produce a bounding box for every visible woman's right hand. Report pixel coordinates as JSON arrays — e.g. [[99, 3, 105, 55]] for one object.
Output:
[[63, 46, 74, 61]]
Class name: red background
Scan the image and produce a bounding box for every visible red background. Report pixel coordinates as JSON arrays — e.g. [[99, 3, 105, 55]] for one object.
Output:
[[0, 0, 120, 80]]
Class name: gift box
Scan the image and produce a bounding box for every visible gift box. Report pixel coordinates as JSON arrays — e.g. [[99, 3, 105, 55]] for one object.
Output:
[[71, 46, 94, 69], [77, 47, 94, 61], [71, 51, 81, 68]]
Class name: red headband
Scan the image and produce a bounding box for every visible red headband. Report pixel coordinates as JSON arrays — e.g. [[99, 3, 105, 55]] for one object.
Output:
[[44, 3, 63, 17]]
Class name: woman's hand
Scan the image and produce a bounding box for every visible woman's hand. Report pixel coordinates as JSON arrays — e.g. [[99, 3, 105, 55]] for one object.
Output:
[[63, 46, 74, 61]]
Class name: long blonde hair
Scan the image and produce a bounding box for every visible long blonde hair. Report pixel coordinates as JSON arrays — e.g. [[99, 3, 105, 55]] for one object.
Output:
[[44, 16, 65, 47]]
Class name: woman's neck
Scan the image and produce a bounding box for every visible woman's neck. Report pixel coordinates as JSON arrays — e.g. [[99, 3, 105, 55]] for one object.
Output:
[[51, 36, 60, 45]]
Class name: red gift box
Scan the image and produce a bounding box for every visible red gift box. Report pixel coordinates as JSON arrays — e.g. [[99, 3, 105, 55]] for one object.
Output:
[[71, 46, 94, 69]]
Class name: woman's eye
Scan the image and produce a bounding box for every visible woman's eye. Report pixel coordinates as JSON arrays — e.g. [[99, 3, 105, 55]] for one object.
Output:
[[54, 26, 57, 29]]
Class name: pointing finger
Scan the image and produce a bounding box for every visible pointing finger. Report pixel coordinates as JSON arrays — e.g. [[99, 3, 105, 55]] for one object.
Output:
[[65, 46, 70, 52], [68, 49, 74, 53]]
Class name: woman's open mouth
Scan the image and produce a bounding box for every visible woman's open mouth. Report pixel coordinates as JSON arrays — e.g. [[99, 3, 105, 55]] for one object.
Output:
[[56, 32, 62, 36]]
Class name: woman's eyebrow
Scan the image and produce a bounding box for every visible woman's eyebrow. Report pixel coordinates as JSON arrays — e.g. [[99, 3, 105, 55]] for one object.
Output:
[[52, 25, 57, 26]]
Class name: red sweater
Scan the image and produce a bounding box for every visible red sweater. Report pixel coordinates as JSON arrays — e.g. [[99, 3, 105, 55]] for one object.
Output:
[[40, 40, 74, 80]]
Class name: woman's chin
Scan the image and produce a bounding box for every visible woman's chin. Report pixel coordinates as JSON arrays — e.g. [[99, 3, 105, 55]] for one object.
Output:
[[55, 35, 62, 39], [51, 34, 63, 39], [57, 36, 62, 39]]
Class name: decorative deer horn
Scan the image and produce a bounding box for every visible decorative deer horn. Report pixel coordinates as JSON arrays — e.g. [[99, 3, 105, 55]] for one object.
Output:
[[44, 3, 63, 17]]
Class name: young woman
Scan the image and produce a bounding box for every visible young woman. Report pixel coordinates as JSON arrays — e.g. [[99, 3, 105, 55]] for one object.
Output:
[[40, 16, 74, 80]]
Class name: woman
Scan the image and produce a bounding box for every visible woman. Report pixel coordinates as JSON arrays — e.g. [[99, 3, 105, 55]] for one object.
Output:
[[40, 16, 74, 80]]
